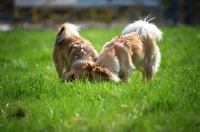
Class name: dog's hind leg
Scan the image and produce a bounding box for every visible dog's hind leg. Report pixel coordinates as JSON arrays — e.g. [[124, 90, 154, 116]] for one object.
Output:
[[145, 50, 160, 81], [141, 71, 147, 82], [53, 51, 63, 78], [55, 60, 63, 79], [137, 66, 153, 82], [145, 65, 154, 81]]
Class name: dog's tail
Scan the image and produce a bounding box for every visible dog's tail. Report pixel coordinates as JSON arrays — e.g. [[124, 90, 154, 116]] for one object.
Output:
[[122, 16, 162, 41], [55, 22, 80, 45]]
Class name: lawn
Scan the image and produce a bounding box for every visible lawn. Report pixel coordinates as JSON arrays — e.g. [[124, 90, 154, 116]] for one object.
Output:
[[0, 25, 199, 132]]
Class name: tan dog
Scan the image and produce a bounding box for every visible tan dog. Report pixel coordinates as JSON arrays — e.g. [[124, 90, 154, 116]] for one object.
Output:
[[52, 23, 98, 81], [84, 17, 162, 82]]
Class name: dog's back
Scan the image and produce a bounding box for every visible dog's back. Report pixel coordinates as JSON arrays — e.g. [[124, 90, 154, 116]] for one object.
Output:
[[53, 22, 98, 81], [122, 16, 162, 81]]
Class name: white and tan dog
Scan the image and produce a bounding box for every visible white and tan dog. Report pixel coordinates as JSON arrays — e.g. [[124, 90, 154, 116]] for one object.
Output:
[[84, 17, 162, 82], [53, 23, 98, 81]]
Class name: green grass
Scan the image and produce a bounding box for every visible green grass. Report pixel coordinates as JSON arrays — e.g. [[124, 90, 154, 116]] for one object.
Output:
[[0, 26, 200, 132]]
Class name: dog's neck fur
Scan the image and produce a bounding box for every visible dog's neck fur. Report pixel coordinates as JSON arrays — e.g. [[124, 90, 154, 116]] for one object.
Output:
[[95, 47, 121, 82], [113, 37, 126, 55], [101, 37, 125, 70], [71, 44, 91, 67], [91, 36, 131, 82], [71, 59, 88, 67]]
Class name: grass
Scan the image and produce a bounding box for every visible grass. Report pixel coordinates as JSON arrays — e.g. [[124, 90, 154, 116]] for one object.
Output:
[[0, 25, 200, 132]]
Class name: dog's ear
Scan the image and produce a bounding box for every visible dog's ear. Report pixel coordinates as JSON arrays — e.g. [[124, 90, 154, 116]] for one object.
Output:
[[94, 67, 112, 78], [94, 67, 102, 73], [83, 62, 95, 70]]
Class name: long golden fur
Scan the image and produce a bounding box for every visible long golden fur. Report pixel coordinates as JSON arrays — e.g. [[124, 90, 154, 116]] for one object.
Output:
[[84, 17, 162, 82], [52, 23, 98, 81]]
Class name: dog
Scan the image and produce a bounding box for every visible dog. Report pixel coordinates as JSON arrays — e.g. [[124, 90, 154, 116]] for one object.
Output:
[[84, 17, 162, 82], [52, 22, 98, 81]]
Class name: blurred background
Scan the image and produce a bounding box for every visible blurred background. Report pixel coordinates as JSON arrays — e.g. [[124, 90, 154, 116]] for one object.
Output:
[[0, 0, 199, 30]]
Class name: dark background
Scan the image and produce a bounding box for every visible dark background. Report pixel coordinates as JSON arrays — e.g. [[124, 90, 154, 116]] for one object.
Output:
[[0, 0, 200, 27]]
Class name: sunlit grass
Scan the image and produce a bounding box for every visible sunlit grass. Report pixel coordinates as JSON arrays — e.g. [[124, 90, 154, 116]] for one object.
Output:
[[0, 26, 199, 132]]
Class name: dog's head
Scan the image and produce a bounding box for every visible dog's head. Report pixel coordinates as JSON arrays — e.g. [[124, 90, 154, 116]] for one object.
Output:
[[63, 63, 92, 82], [83, 62, 120, 82], [63, 43, 98, 82]]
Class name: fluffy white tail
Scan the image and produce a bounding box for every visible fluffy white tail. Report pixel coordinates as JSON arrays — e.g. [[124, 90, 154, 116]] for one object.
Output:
[[55, 23, 80, 44], [122, 16, 162, 41]]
